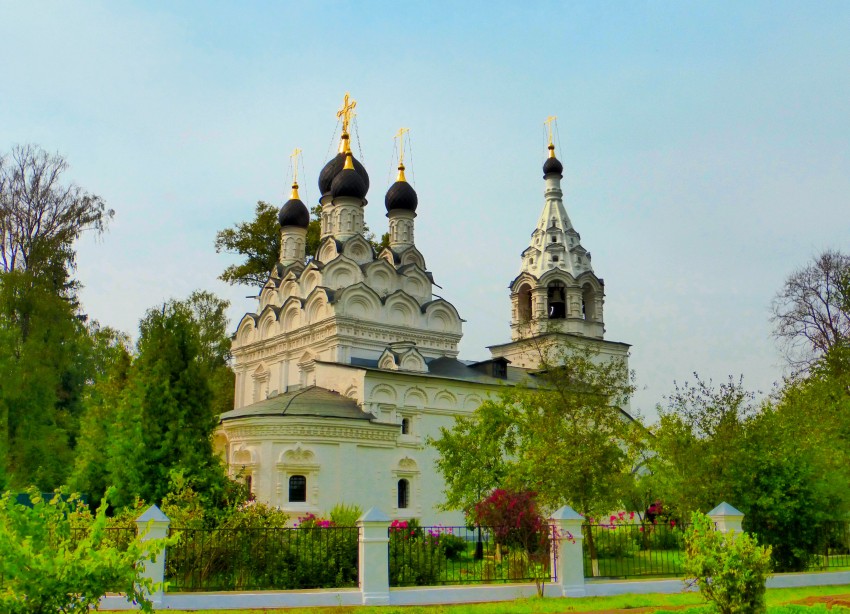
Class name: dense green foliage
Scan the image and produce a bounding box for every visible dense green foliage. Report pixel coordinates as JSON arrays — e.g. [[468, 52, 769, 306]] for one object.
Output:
[[160, 496, 359, 591], [215, 201, 389, 288], [685, 512, 773, 614], [644, 365, 850, 572], [0, 144, 117, 489], [431, 342, 642, 519], [74, 293, 237, 505], [0, 488, 169, 614], [214, 201, 282, 287]]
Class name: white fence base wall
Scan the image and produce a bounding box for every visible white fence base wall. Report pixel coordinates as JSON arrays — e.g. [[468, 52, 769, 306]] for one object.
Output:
[[97, 571, 850, 610], [584, 579, 692, 596], [768, 571, 850, 588]]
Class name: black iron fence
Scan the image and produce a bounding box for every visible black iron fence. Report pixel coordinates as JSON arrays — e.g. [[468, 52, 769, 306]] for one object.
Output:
[[388, 525, 557, 586], [583, 522, 689, 578], [166, 526, 359, 591], [806, 521, 850, 571]]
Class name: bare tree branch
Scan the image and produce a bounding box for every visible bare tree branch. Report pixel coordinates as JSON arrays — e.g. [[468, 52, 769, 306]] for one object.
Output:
[[0, 144, 113, 283], [771, 249, 850, 368]]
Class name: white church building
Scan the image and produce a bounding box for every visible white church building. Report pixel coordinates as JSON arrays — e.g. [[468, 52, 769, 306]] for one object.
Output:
[[216, 100, 630, 525]]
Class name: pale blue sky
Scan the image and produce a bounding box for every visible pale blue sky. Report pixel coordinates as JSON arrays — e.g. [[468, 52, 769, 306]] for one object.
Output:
[[2, 1, 848, 420]]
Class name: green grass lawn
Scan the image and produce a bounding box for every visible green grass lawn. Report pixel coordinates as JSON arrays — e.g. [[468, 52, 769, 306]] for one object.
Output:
[[160, 584, 850, 614]]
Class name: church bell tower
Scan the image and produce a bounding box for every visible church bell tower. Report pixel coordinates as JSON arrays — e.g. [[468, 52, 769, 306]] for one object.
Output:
[[488, 118, 626, 369]]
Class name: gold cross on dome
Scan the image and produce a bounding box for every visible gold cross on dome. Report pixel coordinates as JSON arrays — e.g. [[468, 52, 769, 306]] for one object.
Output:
[[544, 115, 558, 147], [290, 147, 302, 184], [395, 127, 409, 165], [337, 92, 357, 134]]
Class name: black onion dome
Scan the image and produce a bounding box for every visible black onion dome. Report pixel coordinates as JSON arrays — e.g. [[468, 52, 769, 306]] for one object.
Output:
[[318, 152, 370, 195], [385, 180, 418, 212], [543, 156, 563, 177], [331, 167, 368, 199], [278, 198, 310, 228]]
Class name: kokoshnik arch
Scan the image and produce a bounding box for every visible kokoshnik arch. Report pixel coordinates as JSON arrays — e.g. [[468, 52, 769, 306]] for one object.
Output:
[[215, 95, 631, 524]]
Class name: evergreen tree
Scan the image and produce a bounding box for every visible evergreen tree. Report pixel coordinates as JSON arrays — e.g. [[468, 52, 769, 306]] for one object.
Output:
[[107, 300, 231, 507], [0, 270, 89, 489], [183, 290, 234, 417], [68, 328, 133, 501]]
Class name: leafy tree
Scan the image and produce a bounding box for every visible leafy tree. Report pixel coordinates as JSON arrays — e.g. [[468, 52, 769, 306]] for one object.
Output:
[[429, 399, 513, 515], [214, 201, 281, 287], [735, 404, 848, 571], [69, 328, 133, 501], [645, 373, 850, 572], [215, 201, 389, 288], [0, 488, 170, 614], [0, 270, 92, 489], [642, 375, 755, 519], [0, 144, 112, 296], [431, 342, 642, 518], [183, 290, 235, 416], [0, 145, 113, 491], [771, 249, 850, 369]]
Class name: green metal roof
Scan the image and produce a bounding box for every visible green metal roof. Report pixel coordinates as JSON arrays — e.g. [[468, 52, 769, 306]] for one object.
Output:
[[220, 385, 372, 422]]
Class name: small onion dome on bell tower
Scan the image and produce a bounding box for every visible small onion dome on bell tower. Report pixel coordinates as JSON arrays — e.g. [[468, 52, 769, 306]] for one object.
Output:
[[318, 133, 370, 196], [278, 182, 310, 228], [542, 143, 563, 177], [331, 151, 368, 199], [385, 163, 418, 212]]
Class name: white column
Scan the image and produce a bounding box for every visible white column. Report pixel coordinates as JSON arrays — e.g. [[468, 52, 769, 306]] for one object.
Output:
[[550, 505, 586, 597], [357, 507, 391, 605], [134, 505, 171, 607], [708, 502, 744, 535]]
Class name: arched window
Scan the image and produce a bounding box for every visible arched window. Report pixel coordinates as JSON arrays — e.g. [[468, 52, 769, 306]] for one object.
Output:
[[245, 474, 253, 495], [517, 284, 532, 322], [398, 479, 410, 509], [289, 475, 307, 503], [547, 281, 566, 319], [401, 417, 410, 435]]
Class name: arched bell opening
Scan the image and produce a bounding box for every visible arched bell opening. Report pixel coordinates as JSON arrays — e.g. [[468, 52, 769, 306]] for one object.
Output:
[[517, 283, 533, 322], [582, 284, 597, 321], [547, 281, 566, 319]]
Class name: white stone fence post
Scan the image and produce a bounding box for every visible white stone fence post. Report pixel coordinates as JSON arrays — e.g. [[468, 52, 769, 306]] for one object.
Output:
[[550, 505, 586, 596], [708, 502, 744, 535], [134, 504, 171, 607], [544, 501, 746, 597], [356, 507, 391, 605]]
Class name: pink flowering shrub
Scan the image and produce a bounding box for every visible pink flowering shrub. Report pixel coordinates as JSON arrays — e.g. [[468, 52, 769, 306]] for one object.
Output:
[[472, 489, 550, 554], [388, 518, 446, 585]]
